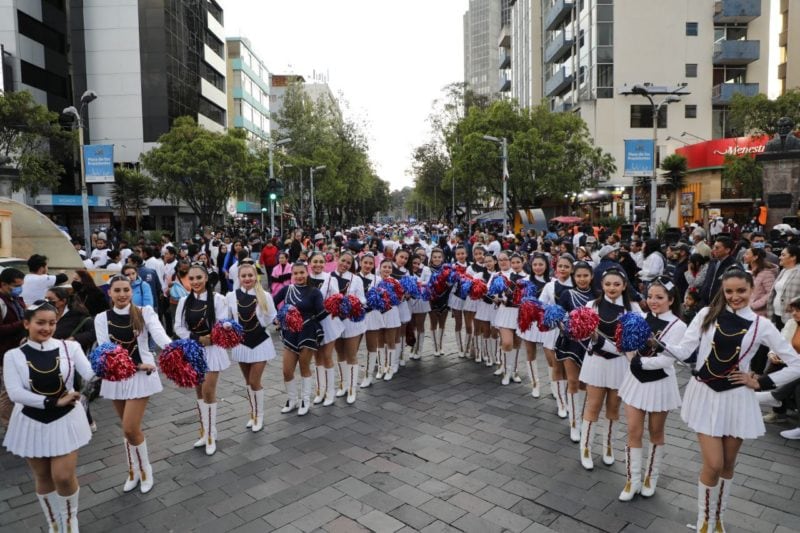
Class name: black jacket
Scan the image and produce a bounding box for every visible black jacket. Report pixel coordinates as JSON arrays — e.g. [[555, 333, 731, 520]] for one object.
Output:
[[699, 255, 736, 306], [54, 308, 97, 352]]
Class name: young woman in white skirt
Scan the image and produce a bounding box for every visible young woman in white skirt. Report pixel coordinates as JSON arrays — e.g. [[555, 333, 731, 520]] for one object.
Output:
[[175, 263, 230, 455], [378, 258, 402, 381], [3, 301, 94, 533], [463, 246, 485, 361], [662, 268, 800, 532], [308, 251, 343, 406], [474, 253, 500, 368], [556, 261, 595, 442], [448, 245, 469, 357], [358, 254, 382, 387], [427, 248, 451, 356], [408, 254, 431, 360], [617, 278, 687, 501], [225, 260, 277, 432], [274, 262, 325, 416], [580, 267, 641, 470], [493, 252, 526, 385], [333, 252, 366, 404], [96, 275, 172, 494], [517, 253, 553, 398], [539, 254, 573, 413], [391, 248, 413, 368]]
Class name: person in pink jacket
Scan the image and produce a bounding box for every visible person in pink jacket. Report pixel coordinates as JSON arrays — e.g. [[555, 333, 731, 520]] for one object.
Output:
[[744, 247, 777, 317], [270, 253, 292, 298]]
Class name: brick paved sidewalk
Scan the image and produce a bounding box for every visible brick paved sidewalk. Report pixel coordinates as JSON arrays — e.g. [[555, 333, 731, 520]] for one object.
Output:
[[2, 330, 800, 532]]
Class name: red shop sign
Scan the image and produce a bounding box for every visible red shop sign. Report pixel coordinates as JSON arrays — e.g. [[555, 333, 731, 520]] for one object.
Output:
[[676, 135, 770, 170]]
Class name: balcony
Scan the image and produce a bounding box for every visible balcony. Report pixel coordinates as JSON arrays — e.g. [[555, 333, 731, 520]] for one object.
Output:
[[714, 0, 760, 23], [544, 0, 574, 32], [499, 72, 511, 93], [552, 101, 573, 113], [544, 30, 573, 64], [713, 39, 760, 65], [499, 49, 511, 69], [545, 67, 573, 97], [779, 30, 788, 47], [712, 82, 759, 104], [498, 24, 511, 48]]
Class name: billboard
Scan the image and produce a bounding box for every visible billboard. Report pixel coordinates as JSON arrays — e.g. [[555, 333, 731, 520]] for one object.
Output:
[[83, 144, 114, 183], [675, 135, 770, 170], [624, 139, 654, 177]]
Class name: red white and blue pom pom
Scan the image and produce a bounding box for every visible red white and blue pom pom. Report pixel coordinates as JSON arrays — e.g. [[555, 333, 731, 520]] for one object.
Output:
[[400, 276, 420, 299], [89, 342, 136, 382], [419, 284, 431, 302], [428, 266, 453, 299], [378, 280, 401, 305], [366, 287, 386, 311], [518, 298, 543, 332], [567, 307, 599, 340], [159, 339, 207, 388], [347, 294, 365, 321], [324, 293, 345, 318], [277, 304, 304, 332], [615, 312, 652, 352], [469, 278, 488, 300], [211, 319, 244, 348], [538, 304, 567, 332], [488, 275, 510, 297]]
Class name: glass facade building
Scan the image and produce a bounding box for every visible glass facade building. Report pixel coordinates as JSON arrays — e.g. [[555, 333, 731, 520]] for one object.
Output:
[[226, 37, 270, 142]]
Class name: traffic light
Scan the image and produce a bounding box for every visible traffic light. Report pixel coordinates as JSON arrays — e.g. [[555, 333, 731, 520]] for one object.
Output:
[[269, 192, 277, 201], [266, 178, 283, 202]]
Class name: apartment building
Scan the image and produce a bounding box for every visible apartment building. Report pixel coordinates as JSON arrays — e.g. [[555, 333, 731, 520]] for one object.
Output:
[[226, 37, 270, 143], [464, 0, 502, 97]]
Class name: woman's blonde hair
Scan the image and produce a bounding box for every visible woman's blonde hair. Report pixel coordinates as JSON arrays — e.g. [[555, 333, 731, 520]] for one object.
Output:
[[238, 262, 272, 316]]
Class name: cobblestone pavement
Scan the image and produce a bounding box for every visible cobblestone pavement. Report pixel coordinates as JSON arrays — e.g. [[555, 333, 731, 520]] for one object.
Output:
[[2, 330, 800, 533]]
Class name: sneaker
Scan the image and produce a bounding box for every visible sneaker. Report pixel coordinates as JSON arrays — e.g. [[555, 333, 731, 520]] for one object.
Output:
[[755, 391, 782, 408], [779, 427, 800, 440], [763, 412, 789, 423], [89, 421, 98, 433]]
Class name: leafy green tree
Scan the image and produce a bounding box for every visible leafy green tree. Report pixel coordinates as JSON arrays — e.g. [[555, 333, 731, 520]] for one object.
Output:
[[112, 167, 152, 235], [660, 153, 688, 221], [409, 142, 449, 220], [722, 154, 763, 201], [0, 90, 73, 195], [728, 89, 800, 136], [140, 116, 261, 226]]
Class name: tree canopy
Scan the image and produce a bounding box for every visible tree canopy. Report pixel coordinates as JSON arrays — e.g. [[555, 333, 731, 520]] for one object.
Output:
[[0, 90, 73, 195], [722, 154, 762, 201], [728, 88, 800, 136], [140, 116, 261, 226]]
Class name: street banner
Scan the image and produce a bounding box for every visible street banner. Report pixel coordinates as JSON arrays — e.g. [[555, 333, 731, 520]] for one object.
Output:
[[623, 139, 654, 176], [83, 144, 115, 183]]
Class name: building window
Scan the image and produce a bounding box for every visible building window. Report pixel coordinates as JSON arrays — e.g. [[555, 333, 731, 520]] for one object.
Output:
[[597, 64, 613, 98], [198, 97, 226, 126], [686, 22, 698, 36], [685, 105, 697, 119], [20, 60, 67, 97], [17, 11, 66, 53], [201, 62, 225, 91], [685, 64, 698, 78], [630, 105, 667, 128]]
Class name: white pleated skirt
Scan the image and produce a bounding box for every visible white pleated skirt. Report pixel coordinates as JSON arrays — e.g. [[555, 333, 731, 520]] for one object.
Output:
[[320, 316, 345, 345], [231, 338, 278, 363], [517, 323, 547, 343], [397, 301, 411, 323], [3, 403, 92, 458], [475, 301, 495, 322], [619, 371, 681, 412], [579, 353, 628, 389], [364, 310, 384, 331], [680, 378, 765, 439], [462, 298, 478, 313], [493, 306, 518, 330], [382, 308, 401, 329], [204, 345, 230, 372], [100, 370, 163, 400], [341, 318, 367, 339], [541, 328, 559, 350], [448, 293, 465, 311], [409, 299, 431, 314]]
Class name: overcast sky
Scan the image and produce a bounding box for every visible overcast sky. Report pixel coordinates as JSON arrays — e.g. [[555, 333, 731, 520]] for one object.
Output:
[[222, 0, 468, 191]]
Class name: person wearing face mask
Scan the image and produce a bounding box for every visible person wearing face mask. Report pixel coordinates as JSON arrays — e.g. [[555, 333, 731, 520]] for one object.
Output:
[[71, 270, 109, 316], [0, 268, 27, 427], [749, 232, 778, 265]]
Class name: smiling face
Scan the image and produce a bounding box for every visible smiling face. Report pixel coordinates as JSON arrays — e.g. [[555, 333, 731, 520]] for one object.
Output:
[[26, 309, 57, 342], [380, 261, 394, 278], [601, 273, 626, 301], [646, 284, 672, 315], [472, 247, 484, 264], [573, 267, 592, 290], [292, 264, 308, 285], [532, 257, 547, 277], [187, 266, 208, 293], [238, 264, 257, 290], [109, 278, 133, 308], [310, 254, 325, 274], [360, 255, 374, 274], [395, 250, 409, 268], [430, 251, 444, 267], [455, 248, 467, 264], [555, 258, 572, 281], [337, 254, 353, 274], [498, 253, 511, 271], [723, 276, 752, 311]]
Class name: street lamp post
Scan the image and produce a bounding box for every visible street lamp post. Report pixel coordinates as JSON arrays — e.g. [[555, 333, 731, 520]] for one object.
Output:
[[310, 165, 326, 230], [621, 84, 688, 234], [62, 90, 97, 251], [482, 135, 509, 234], [268, 137, 291, 236]]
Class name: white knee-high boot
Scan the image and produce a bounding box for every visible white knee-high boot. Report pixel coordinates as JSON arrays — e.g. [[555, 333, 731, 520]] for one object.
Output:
[[567, 392, 580, 442], [438, 327, 446, 355], [384, 346, 397, 381], [37, 491, 59, 533], [298, 377, 313, 416], [323, 367, 336, 406], [57, 488, 79, 533], [123, 439, 140, 492], [391, 343, 400, 373], [618, 446, 642, 501], [313, 366, 324, 404], [245, 385, 254, 428], [501, 350, 513, 385], [495, 348, 506, 376], [346, 363, 358, 405], [251, 389, 264, 432], [415, 332, 425, 359], [336, 361, 347, 397], [456, 328, 464, 357], [193, 399, 206, 448], [555, 380, 568, 419], [281, 379, 298, 413], [715, 476, 733, 533], [527, 359, 540, 398], [511, 349, 522, 382], [205, 402, 217, 456], [602, 418, 615, 466], [134, 439, 154, 493], [580, 419, 595, 470], [696, 480, 720, 533], [361, 352, 377, 387], [641, 443, 664, 497]]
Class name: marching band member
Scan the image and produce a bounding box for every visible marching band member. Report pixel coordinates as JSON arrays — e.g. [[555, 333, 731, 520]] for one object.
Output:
[[309, 252, 343, 406], [464, 246, 485, 361], [333, 252, 366, 404], [357, 254, 382, 387], [409, 255, 431, 359]]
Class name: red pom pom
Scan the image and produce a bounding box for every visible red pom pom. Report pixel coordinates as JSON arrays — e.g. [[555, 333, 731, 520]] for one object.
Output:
[[454, 264, 467, 274], [286, 307, 304, 332], [386, 277, 403, 299], [347, 294, 363, 319], [568, 307, 599, 340], [324, 293, 344, 318], [518, 300, 539, 332], [211, 321, 244, 349], [469, 279, 487, 300], [159, 345, 199, 388], [103, 345, 137, 382]]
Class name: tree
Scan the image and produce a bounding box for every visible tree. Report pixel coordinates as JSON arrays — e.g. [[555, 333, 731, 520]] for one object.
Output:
[[660, 153, 688, 221], [112, 167, 152, 236], [409, 142, 449, 220], [722, 154, 763, 201], [0, 90, 73, 195], [140, 116, 261, 226], [728, 89, 800, 136]]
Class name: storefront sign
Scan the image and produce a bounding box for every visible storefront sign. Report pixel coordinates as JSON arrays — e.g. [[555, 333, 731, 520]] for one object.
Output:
[[624, 139, 654, 176], [676, 135, 770, 170], [83, 144, 115, 183]]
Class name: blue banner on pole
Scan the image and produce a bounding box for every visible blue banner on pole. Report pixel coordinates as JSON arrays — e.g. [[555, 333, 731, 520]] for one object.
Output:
[[624, 139, 654, 177], [83, 144, 114, 183]]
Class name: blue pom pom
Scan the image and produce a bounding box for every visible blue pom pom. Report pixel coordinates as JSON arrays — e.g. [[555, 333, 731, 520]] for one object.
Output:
[[488, 275, 508, 297], [89, 342, 117, 377], [419, 285, 431, 301], [448, 270, 460, 285], [177, 338, 207, 383], [457, 277, 473, 299], [218, 318, 244, 336], [617, 313, 652, 352], [378, 280, 400, 305], [339, 295, 352, 318], [366, 287, 385, 311], [524, 282, 539, 300], [276, 304, 289, 324], [400, 276, 420, 299], [542, 304, 567, 329]]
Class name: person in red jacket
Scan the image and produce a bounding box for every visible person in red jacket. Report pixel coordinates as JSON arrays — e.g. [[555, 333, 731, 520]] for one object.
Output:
[[259, 238, 280, 286], [0, 268, 27, 427]]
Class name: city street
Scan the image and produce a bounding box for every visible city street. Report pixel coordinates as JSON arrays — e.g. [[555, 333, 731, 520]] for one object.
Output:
[[2, 333, 800, 533]]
